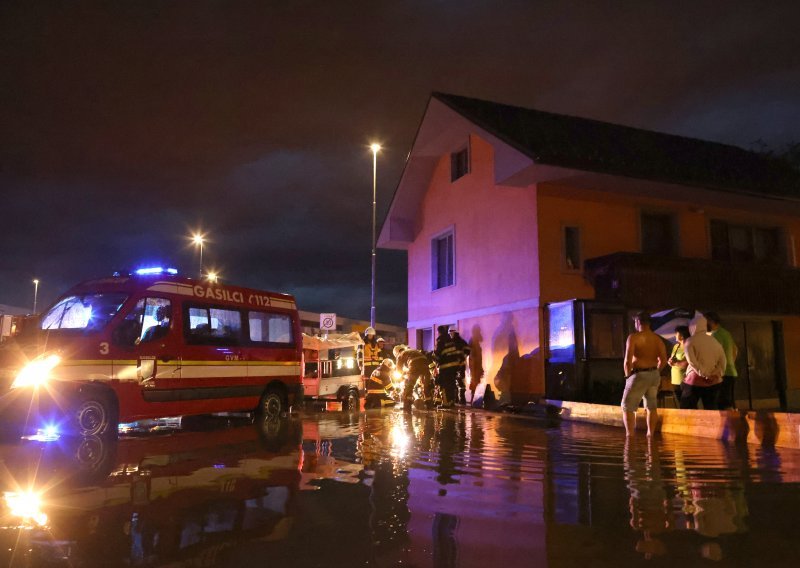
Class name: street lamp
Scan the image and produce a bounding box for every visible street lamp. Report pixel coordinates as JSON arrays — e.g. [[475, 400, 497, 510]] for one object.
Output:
[[369, 143, 381, 328], [191, 233, 205, 278], [207, 271, 219, 283], [32, 279, 39, 314]]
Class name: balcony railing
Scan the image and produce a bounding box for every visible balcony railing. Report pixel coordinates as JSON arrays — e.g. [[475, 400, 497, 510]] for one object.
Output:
[[584, 252, 800, 314]]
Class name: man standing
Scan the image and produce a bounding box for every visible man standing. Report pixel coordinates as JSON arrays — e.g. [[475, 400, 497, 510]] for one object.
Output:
[[622, 312, 667, 437], [705, 312, 739, 410], [682, 316, 727, 410]]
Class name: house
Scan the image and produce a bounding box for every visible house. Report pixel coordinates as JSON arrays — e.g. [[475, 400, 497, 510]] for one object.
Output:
[[378, 92, 800, 409]]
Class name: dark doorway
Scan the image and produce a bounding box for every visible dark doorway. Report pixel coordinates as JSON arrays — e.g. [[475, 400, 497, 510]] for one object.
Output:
[[725, 319, 785, 410]]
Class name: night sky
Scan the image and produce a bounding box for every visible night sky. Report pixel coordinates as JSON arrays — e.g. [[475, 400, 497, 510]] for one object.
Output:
[[2, 1, 799, 324]]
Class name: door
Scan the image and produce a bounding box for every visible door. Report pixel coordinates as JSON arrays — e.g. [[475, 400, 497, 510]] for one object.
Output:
[[131, 298, 180, 387], [726, 319, 782, 410]]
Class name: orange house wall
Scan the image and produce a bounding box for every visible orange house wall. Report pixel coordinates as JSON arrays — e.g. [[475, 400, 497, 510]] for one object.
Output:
[[537, 183, 800, 398]]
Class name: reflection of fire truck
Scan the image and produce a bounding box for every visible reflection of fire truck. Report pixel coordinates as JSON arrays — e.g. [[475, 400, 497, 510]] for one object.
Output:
[[0, 417, 302, 566], [0, 268, 304, 437], [302, 332, 364, 411]]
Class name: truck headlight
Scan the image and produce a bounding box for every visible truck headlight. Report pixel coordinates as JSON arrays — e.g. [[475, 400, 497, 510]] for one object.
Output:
[[11, 355, 61, 389]]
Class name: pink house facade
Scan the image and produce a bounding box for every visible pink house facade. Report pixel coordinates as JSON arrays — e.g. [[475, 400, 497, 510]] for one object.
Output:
[[379, 93, 800, 407]]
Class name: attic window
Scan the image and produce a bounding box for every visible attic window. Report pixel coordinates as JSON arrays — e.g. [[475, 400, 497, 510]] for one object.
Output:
[[450, 146, 470, 182]]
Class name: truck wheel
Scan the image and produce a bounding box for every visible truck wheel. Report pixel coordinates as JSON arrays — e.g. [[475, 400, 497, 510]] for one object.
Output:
[[343, 389, 360, 412], [258, 388, 285, 418], [74, 393, 115, 437]]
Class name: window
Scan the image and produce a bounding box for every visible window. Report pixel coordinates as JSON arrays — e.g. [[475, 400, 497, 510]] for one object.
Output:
[[710, 220, 784, 264], [249, 311, 294, 345], [185, 304, 243, 345], [450, 146, 470, 182], [588, 313, 624, 358], [114, 298, 171, 345], [41, 293, 128, 331], [641, 212, 677, 256], [431, 229, 455, 290], [563, 226, 581, 270], [417, 327, 434, 351]]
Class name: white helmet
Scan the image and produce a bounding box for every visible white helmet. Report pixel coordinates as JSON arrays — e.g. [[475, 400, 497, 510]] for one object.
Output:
[[393, 344, 408, 358], [364, 326, 376, 337]]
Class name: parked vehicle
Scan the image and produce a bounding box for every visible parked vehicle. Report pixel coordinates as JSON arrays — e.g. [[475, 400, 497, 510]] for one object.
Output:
[[302, 332, 363, 411], [0, 268, 304, 437]]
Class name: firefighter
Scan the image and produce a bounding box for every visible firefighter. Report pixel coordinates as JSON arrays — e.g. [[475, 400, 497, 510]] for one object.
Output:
[[396, 345, 434, 412], [449, 326, 471, 404], [365, 358, 396, 409], [360, 327, 382, 379], [376, 337, 391, 359], [435, 326, 471, 406]]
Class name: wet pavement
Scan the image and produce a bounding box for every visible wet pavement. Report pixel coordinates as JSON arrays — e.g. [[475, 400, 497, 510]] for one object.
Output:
[[1, 408, 800, 567]]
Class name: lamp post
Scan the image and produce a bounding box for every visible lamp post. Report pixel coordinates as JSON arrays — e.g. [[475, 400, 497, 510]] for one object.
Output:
[[32, 279, 39, 314], [207, 271, 219, 283], [191, 233, 205, 278], [369, 143, 381, 328]]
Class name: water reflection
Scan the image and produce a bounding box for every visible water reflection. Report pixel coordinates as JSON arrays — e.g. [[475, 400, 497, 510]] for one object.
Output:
[[0, 410, 799, 566]]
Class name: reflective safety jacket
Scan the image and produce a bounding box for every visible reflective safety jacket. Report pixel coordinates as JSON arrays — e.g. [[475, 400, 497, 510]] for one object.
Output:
[[435, 334, 471, 371], [361, 340, 382, 375], [367, 364, 393, 395]]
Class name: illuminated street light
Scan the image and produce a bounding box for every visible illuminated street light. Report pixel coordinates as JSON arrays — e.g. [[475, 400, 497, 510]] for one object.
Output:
[[207, 271, 219, 283], [32, 279, 39, 314], [191, 233, 205, 278], [369, 143, 381, 328]]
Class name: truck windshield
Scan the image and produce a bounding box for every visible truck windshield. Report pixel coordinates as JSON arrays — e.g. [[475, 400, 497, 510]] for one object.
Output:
[[40, 293, 128, 331]]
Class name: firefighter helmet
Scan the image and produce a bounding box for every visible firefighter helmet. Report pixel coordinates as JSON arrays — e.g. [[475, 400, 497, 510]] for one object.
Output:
[[393, 344, 407, 358], [381, 358, 395, 368], [364, 326, 376, 337]]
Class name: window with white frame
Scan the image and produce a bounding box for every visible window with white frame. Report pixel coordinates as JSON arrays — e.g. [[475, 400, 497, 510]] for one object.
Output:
[[431, 229, 455, 290]]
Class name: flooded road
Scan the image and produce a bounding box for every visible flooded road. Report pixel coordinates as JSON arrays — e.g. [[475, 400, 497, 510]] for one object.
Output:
[[1, 409, 799, 567]]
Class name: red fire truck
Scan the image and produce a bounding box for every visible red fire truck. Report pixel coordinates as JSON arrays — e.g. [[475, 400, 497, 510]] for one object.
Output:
[[0, 268, 304, 437]]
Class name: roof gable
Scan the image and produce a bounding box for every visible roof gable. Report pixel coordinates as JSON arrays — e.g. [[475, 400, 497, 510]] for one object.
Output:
[[433, 92, 800, 198]]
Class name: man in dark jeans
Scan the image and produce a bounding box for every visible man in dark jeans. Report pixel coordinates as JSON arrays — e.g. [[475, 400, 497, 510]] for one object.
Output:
[[705, 312, 739, 410], [681, 318, 726, 410]]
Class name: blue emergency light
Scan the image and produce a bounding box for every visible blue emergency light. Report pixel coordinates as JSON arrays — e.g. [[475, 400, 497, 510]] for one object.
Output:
[[135, 267, 178, 276]]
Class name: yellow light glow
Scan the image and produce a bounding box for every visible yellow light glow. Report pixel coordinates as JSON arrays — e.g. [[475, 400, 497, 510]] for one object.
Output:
[[390, 422, 411, 456], [370, 143, 381, 154], [191, 233, 205, 246], [33, 279, 39, 285], [207, 271, 218, 282], [4, 490, 48, 527], [12, 354, 61, 389]]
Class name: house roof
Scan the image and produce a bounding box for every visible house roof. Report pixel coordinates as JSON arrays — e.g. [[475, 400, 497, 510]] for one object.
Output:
[[378, 92, 800, 249], [432, 92, 800, 198]]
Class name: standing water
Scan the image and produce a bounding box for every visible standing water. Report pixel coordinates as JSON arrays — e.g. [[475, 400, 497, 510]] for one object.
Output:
[[0, 409, 798, 566]]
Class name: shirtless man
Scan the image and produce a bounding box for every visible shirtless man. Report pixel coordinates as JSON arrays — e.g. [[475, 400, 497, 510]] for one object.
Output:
[[621, 312, 667, 437]]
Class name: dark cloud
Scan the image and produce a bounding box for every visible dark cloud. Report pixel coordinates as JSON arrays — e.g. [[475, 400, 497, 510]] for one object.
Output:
[[1, 0, 799, 323]]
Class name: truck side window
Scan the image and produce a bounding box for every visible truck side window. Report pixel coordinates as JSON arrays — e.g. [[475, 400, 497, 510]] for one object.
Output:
[[139, 298, 172, 343], [114, 299, 145, 346], [248, 311, 294, 345], [185, 304, 242, 345]]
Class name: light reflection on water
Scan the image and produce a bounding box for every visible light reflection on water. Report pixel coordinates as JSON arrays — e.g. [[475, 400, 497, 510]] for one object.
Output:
[[0, 410, 799, 566]]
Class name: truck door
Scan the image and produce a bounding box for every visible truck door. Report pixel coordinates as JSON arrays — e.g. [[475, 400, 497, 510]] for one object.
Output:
[[117, 298, 180, 387]]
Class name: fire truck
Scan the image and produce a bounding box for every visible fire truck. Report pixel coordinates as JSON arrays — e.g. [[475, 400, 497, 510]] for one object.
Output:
[[0, 268, 304, 437]]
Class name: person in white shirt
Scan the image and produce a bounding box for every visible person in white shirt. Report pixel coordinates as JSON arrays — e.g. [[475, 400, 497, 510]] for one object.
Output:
[[680, 317, 726, 410]]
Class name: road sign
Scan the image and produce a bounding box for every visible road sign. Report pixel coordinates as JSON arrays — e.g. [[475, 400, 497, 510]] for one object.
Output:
[[320, 313, 336, 331]]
